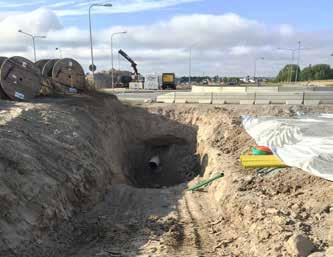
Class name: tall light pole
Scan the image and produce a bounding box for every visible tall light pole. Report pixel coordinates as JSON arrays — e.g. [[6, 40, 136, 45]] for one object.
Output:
[[111, 31, 127, 89], [254, 57, 264, 80], [89, 3, 112, 81], [18, 30, 46, 62], [295, 41, 302, 82], [278, 43, 310, 83], [118, 51, 121, 70], [189, 47, 192, 86], [277, 48, 297, 82], [188, 44, 197, 86]]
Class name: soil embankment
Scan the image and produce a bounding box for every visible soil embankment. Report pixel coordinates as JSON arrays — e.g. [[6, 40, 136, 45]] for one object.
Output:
[[0, 95, 333, 256]]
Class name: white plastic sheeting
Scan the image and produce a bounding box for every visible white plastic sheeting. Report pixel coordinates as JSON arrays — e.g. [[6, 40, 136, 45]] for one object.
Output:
[[242, 114, 333, 181]]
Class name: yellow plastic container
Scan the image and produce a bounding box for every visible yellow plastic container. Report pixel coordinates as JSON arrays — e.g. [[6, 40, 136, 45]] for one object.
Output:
[[240, 155, 287, 168]]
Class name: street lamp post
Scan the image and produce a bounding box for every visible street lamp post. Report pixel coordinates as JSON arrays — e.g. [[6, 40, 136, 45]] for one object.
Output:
[[254, 57, 264, 81], [18, 30, 46, 62], [278, 43, 310, 83], [111, 31, 127, 89], [277, 48, 297, 82], [188, 44, 198, 86], [89, 3, 112, 81], [189, 47, 192, 86], [295, 41, 302, 82]]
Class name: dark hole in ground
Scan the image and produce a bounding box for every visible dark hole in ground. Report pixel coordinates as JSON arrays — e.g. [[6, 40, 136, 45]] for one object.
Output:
[[128, 135, 201, 188]]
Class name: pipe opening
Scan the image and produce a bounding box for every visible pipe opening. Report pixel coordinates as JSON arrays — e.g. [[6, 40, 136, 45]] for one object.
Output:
[[127, 135, 201, 188], [148, 155, 160, 169]]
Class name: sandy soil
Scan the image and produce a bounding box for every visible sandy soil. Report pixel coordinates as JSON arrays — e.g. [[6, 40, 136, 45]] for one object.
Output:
[[0, 94, 333, 257]]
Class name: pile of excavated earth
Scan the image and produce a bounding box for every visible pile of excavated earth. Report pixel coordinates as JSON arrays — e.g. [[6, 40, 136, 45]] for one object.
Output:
[[0, 93, 333, 257]]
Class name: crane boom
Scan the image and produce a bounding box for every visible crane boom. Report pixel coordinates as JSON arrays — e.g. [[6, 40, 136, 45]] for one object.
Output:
[[118, 49, 138, 75]]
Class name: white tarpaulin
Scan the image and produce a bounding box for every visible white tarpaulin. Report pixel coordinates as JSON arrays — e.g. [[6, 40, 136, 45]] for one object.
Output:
[[242, 114, 333, 181]]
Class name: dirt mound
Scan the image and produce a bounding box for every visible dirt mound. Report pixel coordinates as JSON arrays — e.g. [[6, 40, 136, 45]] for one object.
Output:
[[0, 95, 200, 256], [0, 96, 333, 257]]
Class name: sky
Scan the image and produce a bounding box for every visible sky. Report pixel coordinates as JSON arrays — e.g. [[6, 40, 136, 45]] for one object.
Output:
[[0, 0, 333, 77]]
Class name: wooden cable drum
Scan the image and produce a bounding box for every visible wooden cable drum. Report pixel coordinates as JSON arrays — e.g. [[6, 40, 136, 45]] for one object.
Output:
[[35, 59, 51, 74], [0, 56, 42, 101], [42, 59, 59, 78], [52, 58, 85, 90], [0, 57, 8, 99], [0, 57, 7, 66]]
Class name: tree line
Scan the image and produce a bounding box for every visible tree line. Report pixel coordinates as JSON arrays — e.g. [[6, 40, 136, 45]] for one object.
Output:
[[276, 64, 333, 82]]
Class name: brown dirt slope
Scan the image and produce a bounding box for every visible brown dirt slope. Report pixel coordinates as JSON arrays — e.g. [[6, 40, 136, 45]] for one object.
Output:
[[0, 95, 333, 257]]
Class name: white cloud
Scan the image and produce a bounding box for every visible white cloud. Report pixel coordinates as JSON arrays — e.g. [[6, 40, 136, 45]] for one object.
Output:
[[0, 8, 61, 35], [0, 8, 62, 56], [47, 0, 203, 16], [230, 46, 253, 56], [279, 24, 294, 37], [0, 9, 333, 77]]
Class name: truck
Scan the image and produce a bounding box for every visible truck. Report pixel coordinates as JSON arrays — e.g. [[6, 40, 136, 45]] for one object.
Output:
[[161, 73, 176, 90]]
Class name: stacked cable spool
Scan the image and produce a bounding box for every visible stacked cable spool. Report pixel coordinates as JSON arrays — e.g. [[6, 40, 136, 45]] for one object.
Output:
[[0, 56, 86, 101], [0, 56, 42, 101], [36, 58, 86, 96]]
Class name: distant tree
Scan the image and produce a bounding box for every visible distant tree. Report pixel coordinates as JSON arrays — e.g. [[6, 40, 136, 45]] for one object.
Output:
[[300, 65, 314, 81], [300, 64, 333, 81], [312, 64, 332, 80], [275, 64, 301, 82], [221, 77, 240, 85], [179, 76, 188, 83]]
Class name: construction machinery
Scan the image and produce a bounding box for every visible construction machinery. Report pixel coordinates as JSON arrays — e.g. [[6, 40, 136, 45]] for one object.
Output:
[[162, 73, 176, 90], [118, 49, 144, 89]]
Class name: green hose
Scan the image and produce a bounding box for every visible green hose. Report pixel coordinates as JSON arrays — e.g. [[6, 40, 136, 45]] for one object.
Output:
[[187, 173, 224, 192]]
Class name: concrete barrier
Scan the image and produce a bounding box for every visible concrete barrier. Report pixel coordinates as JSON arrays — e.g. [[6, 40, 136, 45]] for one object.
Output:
[[247, 87, 278, 93], [278, 86, 313, 92], [187, 93, 212, 104], [191, 86, 246, 93], [314, 87, 333, 92], [173, 92, 213, 104], [156, 92, 175, 103], [222, 87, 247, 93], [255, 92, 303, 105], [212, 93, 255, 104], [155, 91, 333, 105], [304, 92, 333, 105], [173, 92, 187, 103], [192, 86, 222, 93]]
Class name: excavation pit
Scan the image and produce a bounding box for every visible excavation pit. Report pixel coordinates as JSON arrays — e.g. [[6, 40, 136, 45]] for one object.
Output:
[[127, 135, 201, 188]]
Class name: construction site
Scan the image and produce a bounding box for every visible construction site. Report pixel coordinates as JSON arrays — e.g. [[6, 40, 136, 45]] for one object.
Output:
[[0, 53, 332, 257], [1, 1, 333, 257]]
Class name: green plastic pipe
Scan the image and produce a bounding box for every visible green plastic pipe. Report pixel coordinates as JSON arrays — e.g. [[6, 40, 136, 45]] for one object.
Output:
[[187, 173, 224, 192]]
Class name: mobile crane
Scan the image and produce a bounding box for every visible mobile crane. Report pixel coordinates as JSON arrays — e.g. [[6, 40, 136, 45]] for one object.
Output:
[[118, 49, 138, 77], [118, 49, 144, 89]]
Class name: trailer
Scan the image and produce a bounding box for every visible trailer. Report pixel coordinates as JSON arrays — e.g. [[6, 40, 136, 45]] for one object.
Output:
[[144, 74, 161, 90]]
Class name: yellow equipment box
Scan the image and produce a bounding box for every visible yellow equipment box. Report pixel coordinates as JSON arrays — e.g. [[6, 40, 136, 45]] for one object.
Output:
[[240, 155, 288, 168]]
